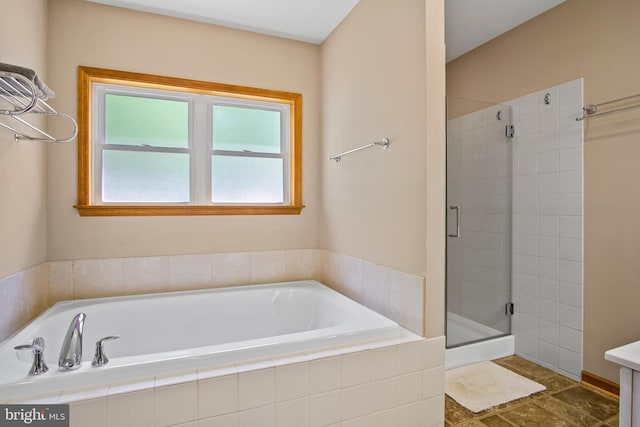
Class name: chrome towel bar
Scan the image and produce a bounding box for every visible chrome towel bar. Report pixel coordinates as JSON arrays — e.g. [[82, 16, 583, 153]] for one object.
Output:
[[329, 138, 390, 163]]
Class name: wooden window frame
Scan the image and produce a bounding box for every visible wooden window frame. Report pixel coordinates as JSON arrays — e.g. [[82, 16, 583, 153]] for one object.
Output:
[[75, 66, 303, 216]]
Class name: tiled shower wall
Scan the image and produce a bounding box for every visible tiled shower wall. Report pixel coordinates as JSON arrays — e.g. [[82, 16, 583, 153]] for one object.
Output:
[[509, 78, 584, 380]]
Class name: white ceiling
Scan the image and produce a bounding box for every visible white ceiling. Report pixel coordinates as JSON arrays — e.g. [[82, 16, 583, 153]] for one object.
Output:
[[445, 0, 566, 62], [86, 0, 565, 61], [85, 0, 360, 45]]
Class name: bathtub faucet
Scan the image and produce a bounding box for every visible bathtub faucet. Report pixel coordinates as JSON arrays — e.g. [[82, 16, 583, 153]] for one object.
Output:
[[58, 312, 86, 371]]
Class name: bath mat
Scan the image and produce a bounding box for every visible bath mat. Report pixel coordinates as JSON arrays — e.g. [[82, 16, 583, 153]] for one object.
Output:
[[445, 361, 546, 413]]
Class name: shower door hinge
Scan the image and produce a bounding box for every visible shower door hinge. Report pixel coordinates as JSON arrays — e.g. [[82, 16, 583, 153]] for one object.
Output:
[[505, 302, 515, 316], [505, 125, 515, 139]]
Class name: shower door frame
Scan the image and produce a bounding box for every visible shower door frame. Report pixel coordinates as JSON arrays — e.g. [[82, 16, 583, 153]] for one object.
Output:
[[445, 96, 513, 349]]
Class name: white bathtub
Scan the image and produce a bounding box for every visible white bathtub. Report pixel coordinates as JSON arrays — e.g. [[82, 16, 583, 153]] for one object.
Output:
[[0, 280, 412, 401]]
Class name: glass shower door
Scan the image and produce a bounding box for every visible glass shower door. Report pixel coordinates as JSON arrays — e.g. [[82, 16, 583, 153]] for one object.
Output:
[[446, 96, 512, 348]]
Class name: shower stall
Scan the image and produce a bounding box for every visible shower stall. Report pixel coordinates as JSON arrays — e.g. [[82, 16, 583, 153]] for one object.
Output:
[[446, 96, 515, 367]]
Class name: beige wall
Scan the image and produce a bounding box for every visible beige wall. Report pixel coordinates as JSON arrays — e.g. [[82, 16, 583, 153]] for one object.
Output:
[[447, 0, 640, 383], [0, 0, 48, 279], [320, 0, 427, 277], [320, 0, 446, 337], [46, 0, 322, 261]]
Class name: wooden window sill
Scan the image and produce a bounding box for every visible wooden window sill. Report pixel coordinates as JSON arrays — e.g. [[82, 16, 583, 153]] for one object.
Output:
[[74, 205, 305, 216]]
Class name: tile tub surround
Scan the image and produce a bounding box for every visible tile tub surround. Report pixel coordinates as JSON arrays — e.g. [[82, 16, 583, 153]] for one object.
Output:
[[0, 263, 48, 341], [9, 336, 446, 427], [44, 249, 425, 336]]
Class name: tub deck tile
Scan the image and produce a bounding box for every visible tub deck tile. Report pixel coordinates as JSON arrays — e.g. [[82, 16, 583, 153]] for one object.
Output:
[[7, 390, 61, 404], [197, 362, 237, 381], [155, 369, 198, 388], [234, 357, 275, 373], [58, 383, 110, 404], [108, 375, 155, 396]]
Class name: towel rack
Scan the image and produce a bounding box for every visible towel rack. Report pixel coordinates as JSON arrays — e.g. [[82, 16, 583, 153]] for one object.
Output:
[[0, 70, 77, 143], [576, 93, 640, 121], [329, 138, 390, 163]]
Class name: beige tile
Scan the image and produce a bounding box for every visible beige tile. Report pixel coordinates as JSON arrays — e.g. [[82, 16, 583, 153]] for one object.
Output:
[[341, 350, 371, 387], [341, 383, 371, 421], [370, 345, 397, 381], [107, 389, 154, 427], [422, 366, 444, 400], [238, 405, 275, 427], [270, 352, 308, 367], [370, 377, 397, 413], [198, 374, 238, 418], [250, 251, 287, 284], [9, 391, 61, 404], [73, 258, 124, 299], [388, 270, 424, 335], [58, 384, 109, 404], [285, 249, 324, 281], [341, 409, 397, 427], [309, 356, 341, 394], [339, 254, 365, 302], [168, 254, 213, 291], [170, 422, 198, 427], [423, 394, 445, 426], [397, 372, 422, 406], [0, 273, 26, 341], [197, 363, 237, 381], [276, 398, 309, 427], [397, 401, 423, 427], [397, 341, 422, 375], [361, 261, 390, 317], [211, 252, 251, 287], [48, 261, 73, 304], [309, 391, 340, 427], [422, 336, 445, 369], [70, 398, 107, 427], [154, 382, 198, 426], [122, 256, 170, 295], [238, 368, 275, 410], [198, 413, 238, 427], [155, 370, 198, 388], [108, 376, 155, 396], [276, 362, 309, 402]]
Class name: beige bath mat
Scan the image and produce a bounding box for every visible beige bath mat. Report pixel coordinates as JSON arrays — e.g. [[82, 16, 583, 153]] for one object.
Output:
[[445, 361, 546, 413]]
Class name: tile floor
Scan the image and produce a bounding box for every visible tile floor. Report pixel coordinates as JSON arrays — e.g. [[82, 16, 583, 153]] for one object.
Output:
[[445, 356, 619, 426]]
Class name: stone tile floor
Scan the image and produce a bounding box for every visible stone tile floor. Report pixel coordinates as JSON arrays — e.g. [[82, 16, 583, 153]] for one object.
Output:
[[445, 356, 619, 426]]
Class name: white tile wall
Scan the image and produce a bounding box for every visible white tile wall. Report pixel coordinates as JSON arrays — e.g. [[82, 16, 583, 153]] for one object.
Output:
[[511, 79, 584, 380]]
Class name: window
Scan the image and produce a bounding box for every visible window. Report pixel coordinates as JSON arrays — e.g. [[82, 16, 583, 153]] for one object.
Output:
[[76, 67, 303, 216]]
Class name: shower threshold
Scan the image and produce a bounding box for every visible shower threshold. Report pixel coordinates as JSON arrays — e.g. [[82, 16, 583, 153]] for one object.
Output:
[[445, 312, 514, 370]]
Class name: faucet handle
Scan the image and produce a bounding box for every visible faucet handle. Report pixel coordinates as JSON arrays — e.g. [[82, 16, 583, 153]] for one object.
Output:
[[92, 335, 120, 367], [14, 337, 49, 376]]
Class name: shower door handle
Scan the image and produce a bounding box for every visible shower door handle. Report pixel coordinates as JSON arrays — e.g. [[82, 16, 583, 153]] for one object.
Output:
[[448, 205, 460, 238]]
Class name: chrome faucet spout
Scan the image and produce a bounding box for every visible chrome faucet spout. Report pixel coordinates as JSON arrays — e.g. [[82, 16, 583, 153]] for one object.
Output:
[[58, 312, 86, 371]]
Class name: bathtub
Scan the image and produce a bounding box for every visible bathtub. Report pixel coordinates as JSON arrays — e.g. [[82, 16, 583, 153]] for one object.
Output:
[[0, 280, 415, 401]]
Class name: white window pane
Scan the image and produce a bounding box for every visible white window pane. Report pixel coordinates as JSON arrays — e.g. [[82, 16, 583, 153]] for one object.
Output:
[[212, 156, 283, 203], [105, 94, 188, 148], [212, 105, 281, 153], [103, 151, 190, 202]]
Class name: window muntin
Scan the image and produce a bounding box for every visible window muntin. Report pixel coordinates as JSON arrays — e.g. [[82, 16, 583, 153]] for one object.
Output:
[[76, 66, 303, 216]]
